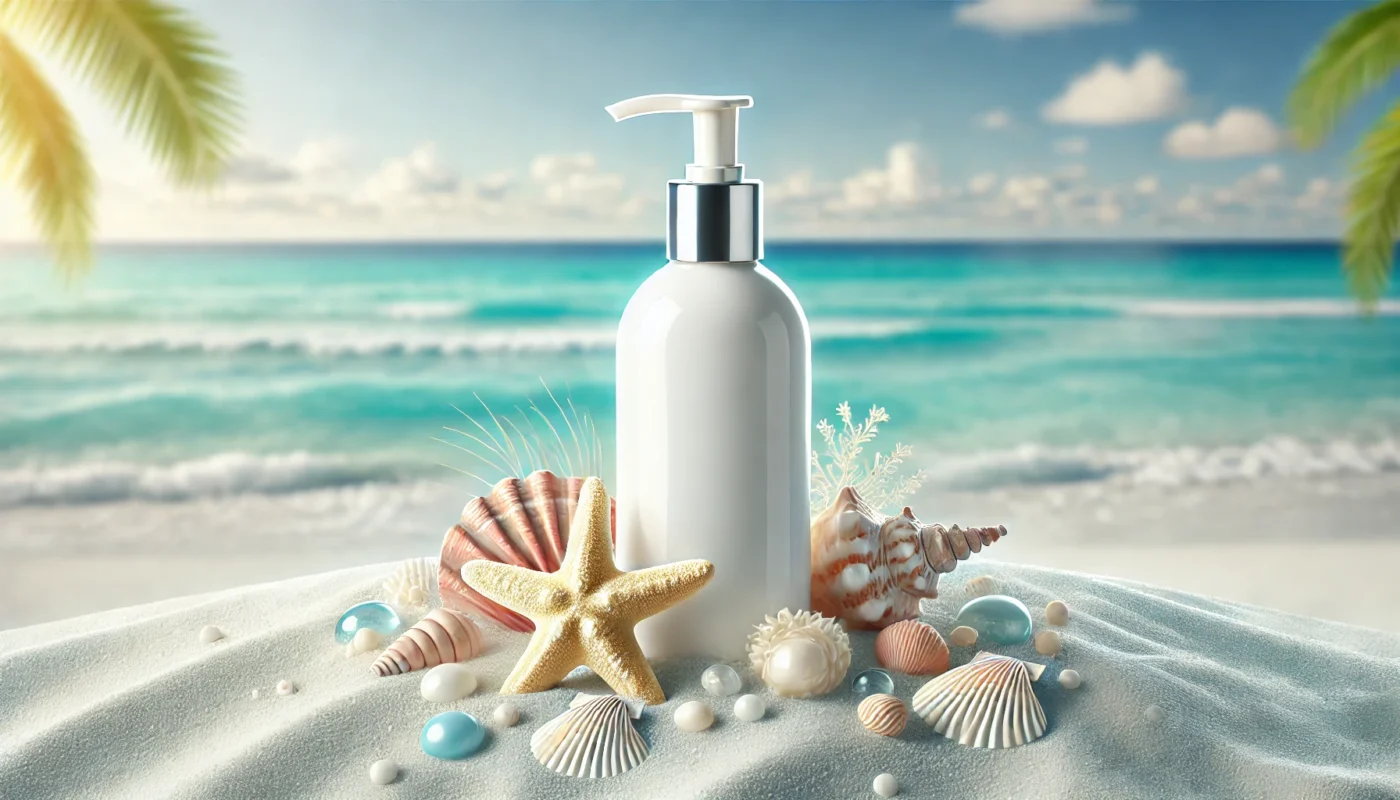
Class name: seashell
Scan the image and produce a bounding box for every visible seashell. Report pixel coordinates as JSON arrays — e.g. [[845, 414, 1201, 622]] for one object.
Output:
[[858, 693, 908, 737], [964, 575, 997, 600], [530, 694, 648, 779], [276, 679, 296, 696], [747, 608, 851, 698], [949, 625, 978, 647], [673, 701, 714, 733], [383, 557, 436, 612], [810, 486, 1006, 630], [373, 608, 484, 677], [346, 628, 382, 657], [874, 619, 950, 676], [440, 470, 616, 632], [198, 625, 224, 644], [1045, 600, 1069, 626], [911, 653, 1047, 749]]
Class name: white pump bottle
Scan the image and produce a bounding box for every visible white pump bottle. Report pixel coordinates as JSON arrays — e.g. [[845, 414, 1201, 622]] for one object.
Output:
[[609, 94, 811, 661]]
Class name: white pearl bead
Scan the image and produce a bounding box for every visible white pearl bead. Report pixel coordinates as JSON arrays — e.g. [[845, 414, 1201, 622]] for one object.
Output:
[[1034, 630, 1062, 656], [1145, 704, 1166, 723], [1046, 600, 1070, 626], [420, 664, 477, 703], [493, 702, 520, 727], [673, 700, 714, 732], [198, 625, 224, 644], [1058, 669, 1081, 690], [767, 639, 826, 694], [368, 758, 398, 786], [733, 694, 766, 722], [873, 772, 900, 797]]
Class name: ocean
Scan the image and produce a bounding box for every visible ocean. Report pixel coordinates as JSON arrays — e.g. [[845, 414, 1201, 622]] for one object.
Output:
[[2, 242, 1399, 559]]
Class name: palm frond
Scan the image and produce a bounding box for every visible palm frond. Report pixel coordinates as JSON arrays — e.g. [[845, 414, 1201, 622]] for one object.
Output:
[[1, 0, 241, 184], [1343, 99, 1400, 308], [1288, 0, 1400, 149], [0, 30, 93, 276]]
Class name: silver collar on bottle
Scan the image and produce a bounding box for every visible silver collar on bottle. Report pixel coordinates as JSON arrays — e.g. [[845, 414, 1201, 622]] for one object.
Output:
[[667, 174, 763, 264]]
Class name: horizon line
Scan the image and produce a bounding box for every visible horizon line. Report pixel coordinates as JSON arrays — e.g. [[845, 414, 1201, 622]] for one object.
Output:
[[0, 237, 1350, 248]]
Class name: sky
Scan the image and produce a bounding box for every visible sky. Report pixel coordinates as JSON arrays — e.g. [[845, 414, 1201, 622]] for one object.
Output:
[[0, 0, 1388, 242]]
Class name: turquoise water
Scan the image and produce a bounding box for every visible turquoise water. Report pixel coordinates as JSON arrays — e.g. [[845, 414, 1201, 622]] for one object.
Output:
[[2, 242, 1399, 509]]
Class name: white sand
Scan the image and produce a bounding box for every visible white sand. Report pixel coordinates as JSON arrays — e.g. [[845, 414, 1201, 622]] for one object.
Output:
[[2, 560, 1398, 799]]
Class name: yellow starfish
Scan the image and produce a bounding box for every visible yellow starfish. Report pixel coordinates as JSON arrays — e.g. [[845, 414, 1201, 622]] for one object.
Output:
[[461, 476, 714, 704]]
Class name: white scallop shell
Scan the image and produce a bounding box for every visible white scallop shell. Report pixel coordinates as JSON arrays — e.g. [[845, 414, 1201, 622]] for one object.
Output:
[[746, 608, 851, 698], [911, 654, 1047, 749], [530, 694, 648, 779], [383, 557, 436, 612]]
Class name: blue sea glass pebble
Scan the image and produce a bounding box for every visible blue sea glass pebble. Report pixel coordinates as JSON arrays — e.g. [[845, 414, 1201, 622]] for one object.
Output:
[[334, 601, 401, 645], [420, 711, 486, 760], [850, 668, 895, 698], [955, 595, 1034, 645]]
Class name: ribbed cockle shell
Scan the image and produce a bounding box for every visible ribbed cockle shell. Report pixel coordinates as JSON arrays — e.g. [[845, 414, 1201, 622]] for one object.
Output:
[[810, 486, 1006, 630], [439, 470, 615, 631], [858, 693, 909, 737], [372, 608, 484, 677], [874, 619, 950, 676]]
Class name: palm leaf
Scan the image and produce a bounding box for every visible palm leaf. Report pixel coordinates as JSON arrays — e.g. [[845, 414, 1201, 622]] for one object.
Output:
[[0, 30, 93, 275], [1288, 0, 1400, 150], [1, 0, 241, 185], [1343, 99, 1400, 307]]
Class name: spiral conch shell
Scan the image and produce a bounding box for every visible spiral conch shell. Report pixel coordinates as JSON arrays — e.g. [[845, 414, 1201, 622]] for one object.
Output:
[[372, 608, 484, 677], [810, 486, 1006, 630], [440, 470, 615, 632]]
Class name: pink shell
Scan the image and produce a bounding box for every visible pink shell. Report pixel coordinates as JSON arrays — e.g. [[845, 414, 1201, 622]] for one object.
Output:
[[874, 619, 950, 676], [858, 693, 908, 737], [372, 608, 484, 677], [439, 471, 615, 631], [809, 486, 1006, 630]]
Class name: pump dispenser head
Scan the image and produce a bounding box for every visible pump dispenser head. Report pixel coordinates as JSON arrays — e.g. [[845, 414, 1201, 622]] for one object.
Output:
[[607, 93, 762, 263], [605, 94, 752, 184]]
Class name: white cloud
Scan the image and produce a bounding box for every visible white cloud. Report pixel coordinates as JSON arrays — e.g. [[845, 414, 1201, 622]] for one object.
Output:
[[290, 139, 350, 177], [955, 0, 1129, 34], [223, 153, 295, 185], [826, 142, 929, 214], [1055, 163, 1088, 181], [1164, 107, 1283, 159], [979, 109, 1012, 130], [767, 170, 816, 204], [1044, 52, 1186, 126], [1054, 137, 1089, 155], [1002, 174, 1052, 210], [1135, 175, 1160, 195], [969, 172, 999, 196], [1296, 177, 1338, 211], [529, 153, 642, 218], [359, 143, 462, 210]]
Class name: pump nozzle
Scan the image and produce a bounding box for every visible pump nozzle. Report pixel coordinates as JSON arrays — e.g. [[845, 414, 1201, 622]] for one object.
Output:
[[606, 94, 753, 184]]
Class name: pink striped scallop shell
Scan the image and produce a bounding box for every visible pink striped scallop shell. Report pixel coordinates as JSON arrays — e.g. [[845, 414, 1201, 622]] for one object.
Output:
[[858, 693, 908, 737], [874, 619, 950, 676], [372, 608, 484, 677]]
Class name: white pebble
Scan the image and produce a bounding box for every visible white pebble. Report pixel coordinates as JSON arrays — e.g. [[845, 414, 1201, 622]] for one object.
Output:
[[873, 772, 900, 797], [1145, 704, 1165, 723], [420, 663, 477, 703], [964, 575, 996, 599], [276, 680, 296, 696], [1034, 630, 1062, 657], [733, 694, 766, 722], [949, 625, 978, 647], [1046, 600, 1070, 626], [493, 702, 520, 727], [1058, 669, 1081, 690], [673, 700, 714, 732], [198, 625, 224, 644], [346, 628, 381, 657], [368, 758, 398, 786], [250, 689, 260, 700]]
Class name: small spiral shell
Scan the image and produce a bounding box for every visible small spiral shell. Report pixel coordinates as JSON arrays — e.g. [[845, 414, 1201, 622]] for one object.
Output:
[[874, 619, 950, 676], [858, 693, 908, 737], [372, 608, 483, 677]]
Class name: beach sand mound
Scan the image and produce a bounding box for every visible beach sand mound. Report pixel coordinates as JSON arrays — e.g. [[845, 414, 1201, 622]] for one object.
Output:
[[1, 561, 1397, 799]]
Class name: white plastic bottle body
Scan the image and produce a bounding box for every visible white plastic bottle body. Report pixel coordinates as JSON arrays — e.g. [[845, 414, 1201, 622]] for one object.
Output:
[[616, 259, 811, 661]]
